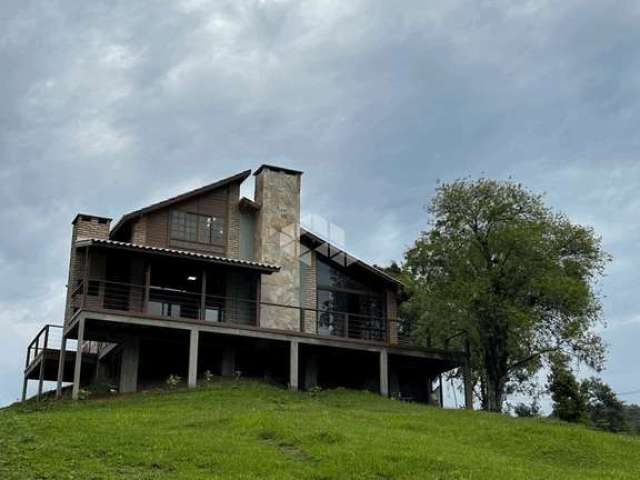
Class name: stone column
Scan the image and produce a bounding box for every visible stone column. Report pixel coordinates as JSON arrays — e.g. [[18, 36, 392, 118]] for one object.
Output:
[[254, 166, 303, 331]]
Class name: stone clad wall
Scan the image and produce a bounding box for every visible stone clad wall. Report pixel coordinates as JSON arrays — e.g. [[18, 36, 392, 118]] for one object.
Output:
[[254, 168, 302, 331]]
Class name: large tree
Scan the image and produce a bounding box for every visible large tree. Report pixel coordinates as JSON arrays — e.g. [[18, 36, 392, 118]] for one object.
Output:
[[402, 178, 609, 412]]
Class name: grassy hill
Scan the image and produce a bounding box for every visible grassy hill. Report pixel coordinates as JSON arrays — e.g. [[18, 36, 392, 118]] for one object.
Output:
[[1, 380, 639, 480]]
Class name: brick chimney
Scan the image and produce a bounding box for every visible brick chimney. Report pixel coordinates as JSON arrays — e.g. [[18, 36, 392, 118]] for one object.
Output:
[[253, 165, 303, 330], [64, 214, 112, 324]]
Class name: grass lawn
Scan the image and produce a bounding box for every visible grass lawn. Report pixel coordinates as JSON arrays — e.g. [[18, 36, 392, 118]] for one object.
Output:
[[1, 379, 639, 479]]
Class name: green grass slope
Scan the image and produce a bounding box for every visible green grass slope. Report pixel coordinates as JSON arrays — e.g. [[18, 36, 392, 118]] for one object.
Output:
[[1, 380, 639, 480]]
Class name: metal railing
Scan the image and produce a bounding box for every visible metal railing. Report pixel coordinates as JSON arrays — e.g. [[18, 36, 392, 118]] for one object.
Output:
[[66, 278, 462, 353], [71, 279, 406, 345], [25, 325, 76, 371]]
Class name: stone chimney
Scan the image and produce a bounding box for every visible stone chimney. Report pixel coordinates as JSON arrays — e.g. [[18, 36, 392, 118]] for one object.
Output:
[[253, 165, 303, 330], [64, 214, 112, 324]]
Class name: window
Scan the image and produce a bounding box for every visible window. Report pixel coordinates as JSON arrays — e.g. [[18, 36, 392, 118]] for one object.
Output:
[[171, 211, 225, 244], [316, 258, 387, 340]]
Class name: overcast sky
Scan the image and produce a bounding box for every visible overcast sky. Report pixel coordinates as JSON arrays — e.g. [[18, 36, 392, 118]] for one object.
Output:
[[2, 0, 640, 407]]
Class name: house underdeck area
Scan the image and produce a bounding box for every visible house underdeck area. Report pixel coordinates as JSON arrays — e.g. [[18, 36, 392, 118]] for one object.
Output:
[[23, 241, 471, 407], [25, 311, 464, 403]]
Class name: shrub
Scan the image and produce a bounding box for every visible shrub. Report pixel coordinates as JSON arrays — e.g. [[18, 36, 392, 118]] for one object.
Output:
[[166, 374, 182, 389]]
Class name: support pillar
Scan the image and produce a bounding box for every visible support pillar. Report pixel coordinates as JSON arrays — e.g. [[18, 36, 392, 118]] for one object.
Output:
[[37, 359, 45, 401], [119, 337, 140, 394], [188, 329, 199, 388], [289, 340, 299, 391], [72, 318, 85, 400], [56, 336, 67, 399], [21, 377, 28, 403], [380, 349, 389, 397], [221, 346, 236, 377]]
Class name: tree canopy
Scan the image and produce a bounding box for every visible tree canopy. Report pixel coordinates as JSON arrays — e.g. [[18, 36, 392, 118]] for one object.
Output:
[[401, 178, 609, 412]]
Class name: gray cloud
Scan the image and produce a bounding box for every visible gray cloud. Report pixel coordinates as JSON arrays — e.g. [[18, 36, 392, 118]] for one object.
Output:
[[1, 0, 639, 405]]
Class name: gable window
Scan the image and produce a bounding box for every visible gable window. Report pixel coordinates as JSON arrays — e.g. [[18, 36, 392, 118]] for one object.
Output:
[[171, 211, 225, 244]]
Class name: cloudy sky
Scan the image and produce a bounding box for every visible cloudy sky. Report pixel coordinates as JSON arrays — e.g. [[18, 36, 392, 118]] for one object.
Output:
[[2, 0, 640, 407]]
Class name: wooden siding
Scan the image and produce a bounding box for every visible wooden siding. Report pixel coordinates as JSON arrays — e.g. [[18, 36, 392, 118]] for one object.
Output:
[[143, 186, 229, 255]]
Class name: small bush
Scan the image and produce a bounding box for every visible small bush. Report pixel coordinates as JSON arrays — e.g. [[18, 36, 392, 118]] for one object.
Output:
[[77, 389, 91, 401], [202, 370, 215, 384], [308, 385, 323, 396], [166, 374, 182, 389]]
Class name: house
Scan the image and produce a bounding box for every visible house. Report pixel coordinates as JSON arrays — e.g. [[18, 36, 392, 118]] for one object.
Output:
[[21, 165, 472, 407]]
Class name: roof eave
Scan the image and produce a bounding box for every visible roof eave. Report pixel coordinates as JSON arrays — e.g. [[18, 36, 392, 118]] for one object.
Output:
[[76, 238, 280, 274]]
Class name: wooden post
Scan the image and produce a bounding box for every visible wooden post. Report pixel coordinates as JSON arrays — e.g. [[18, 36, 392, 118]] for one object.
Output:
[[72, 318, 85, 400], [56, 336, 67, 399], [289, 340, 299, 391], [255, 275, 261, 327], [380, 349, 389, 397], [200, 269, 207, 321], [188, 329, 199, 388], [439, 374, 444, 408], [143, 262, 151, 313]]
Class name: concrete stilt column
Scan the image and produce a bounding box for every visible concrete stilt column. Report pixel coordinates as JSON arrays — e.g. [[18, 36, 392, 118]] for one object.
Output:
[[119, 337, 140, 394], [379, 349, 389, 397], [56, 336, 67, 399], [289, 340, 299, 391], [221, 346, 235, 377], [72, 318, 85, 400], [188, 329, 199, 388], [21, 377, 28, 403], [37, 360, 45, 401]]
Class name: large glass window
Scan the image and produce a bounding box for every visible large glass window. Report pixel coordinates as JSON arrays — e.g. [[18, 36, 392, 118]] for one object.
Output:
[[316, 258, 386, 340], [171, 210, 225, 244]]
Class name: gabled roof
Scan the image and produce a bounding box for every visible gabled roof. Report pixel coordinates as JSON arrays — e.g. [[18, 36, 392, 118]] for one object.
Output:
[[300, 227, 402, 289], [110, 170, 251, 237], [76, 238, 280, 273]]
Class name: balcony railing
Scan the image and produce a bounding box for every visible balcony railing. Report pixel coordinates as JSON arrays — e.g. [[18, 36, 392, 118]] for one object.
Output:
[[24, 324, 110, 372], [69, 279, 424, 347]]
